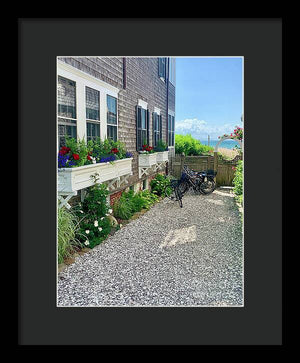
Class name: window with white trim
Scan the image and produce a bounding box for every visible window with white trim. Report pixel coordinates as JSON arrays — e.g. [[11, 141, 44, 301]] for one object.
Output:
[[86, 86, 100, 142], [136, 105, 149, 150], [168, 114, 175, 147], [107, 95, 117, 142], [57, 61, 120, 147], [153, 112, 162, 147], [57, 76, 77, 147]]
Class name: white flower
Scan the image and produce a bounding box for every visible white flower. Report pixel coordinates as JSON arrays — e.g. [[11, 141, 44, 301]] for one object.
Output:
[[108, 209, 113, 214], [100, 217, 105, 220], [105, 213, 109, 216], [94, 220, 98, 227], [84, 240, 89, 246], [98, 227, 102, 232], [85, 230, 90, 234], [79, 210, 84, 214]]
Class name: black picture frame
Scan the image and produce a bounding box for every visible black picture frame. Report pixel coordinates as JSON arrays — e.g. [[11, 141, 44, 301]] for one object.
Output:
[[18, 18, 284, 346]]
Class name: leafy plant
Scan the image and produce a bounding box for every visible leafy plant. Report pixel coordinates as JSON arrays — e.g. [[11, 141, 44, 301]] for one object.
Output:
[[154, 139, 168, 152], [112, 192, 134, 220], [73, 183, 111, 249], [140, 144, 155, 154], [175, 134, 214, 156], [150, 174, 172, 196], [57, 206, 81, 264], [64, 136, 92, 167], [138, 190, 159, 208], [58, 137, 132, 168], [232, 160, 243, 205], [112, 189, 159, 220]]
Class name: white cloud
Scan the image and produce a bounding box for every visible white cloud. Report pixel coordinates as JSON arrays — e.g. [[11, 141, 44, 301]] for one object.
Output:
[[175, 118, 242, 140]]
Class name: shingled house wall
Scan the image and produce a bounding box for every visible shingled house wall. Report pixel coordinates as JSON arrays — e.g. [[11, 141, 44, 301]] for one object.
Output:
[[57, 56, 175, 199]]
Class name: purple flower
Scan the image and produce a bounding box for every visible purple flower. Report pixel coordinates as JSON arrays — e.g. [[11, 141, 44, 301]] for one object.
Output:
[[58, 154, 75, 168], [125, 151, 133, 158], [99, 154, 117, 163]]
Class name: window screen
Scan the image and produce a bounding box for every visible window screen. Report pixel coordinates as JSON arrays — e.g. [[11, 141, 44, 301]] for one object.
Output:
[[107, 95, 117, 141], [58, 76, 76, 119], [153, 112, 161, 147], [86, 86, 100, 120], [168, 114, 175, 147], [57, 76, 77, 148], [136, 106, 149, 150]]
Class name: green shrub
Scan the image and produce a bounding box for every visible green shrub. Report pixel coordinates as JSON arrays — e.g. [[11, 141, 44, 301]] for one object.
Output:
[[57, 206, 81, 264], [113, 191, 135, 220], [232, 160, 243, 204], [150, 174, 172, 196], [175, 134, 214, 156], [131, 192, 147, 213], [138, 190, 159, 208], [112, 189, 159, 220], [73, 184, 111, 249]]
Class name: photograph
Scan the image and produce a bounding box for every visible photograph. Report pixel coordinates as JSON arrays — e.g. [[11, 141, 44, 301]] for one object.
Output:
[[56, 56, 244, 307]]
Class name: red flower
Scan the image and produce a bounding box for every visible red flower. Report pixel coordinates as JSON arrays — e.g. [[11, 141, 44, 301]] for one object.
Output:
[[73, 153, 80, 160], [111, 148, 119, 154], [59, 146, 71, 155], [87, 155, 91, 160]]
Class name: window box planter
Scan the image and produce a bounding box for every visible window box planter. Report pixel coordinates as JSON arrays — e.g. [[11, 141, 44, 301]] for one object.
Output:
[[138, 153, 157, 168], [58, 158, 133, 194], [156, 151, 169, 163]]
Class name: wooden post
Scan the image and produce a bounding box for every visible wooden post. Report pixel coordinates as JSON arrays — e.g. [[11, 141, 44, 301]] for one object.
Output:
[[180, 153, 185, 175], [213, 151, 218, 184]]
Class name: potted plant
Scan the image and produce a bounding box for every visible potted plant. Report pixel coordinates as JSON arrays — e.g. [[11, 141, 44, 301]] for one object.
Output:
[[138, 143, 157, 167], [154, 140, 169, 162], [58, 137, 133, 194]]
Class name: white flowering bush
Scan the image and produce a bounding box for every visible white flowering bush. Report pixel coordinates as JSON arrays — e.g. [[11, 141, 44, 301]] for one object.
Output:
[[73, 184, 111, 249]]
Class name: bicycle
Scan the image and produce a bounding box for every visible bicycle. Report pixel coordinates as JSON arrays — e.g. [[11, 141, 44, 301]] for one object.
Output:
[[178, 165, 217, 196], [165, 178, 183, 208]]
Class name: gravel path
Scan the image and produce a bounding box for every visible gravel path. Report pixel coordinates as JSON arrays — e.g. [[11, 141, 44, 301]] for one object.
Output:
[[57, 187, 243, 307]]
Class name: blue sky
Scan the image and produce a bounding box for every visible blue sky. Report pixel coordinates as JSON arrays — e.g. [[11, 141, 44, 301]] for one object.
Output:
[[175, 57, 243, 140]]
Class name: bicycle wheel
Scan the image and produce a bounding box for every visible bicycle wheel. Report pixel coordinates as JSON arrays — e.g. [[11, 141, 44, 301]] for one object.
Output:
[[199, 179, 216, 194], [178, 181, 189, 195], [175, 187, 183, 208], [165, 187, 177, 201]]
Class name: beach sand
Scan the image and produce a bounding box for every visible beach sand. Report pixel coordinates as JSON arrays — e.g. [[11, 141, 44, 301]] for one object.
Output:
[[217, 147, 238, 159]]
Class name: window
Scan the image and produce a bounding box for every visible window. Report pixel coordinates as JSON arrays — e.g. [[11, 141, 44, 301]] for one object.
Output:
[[107, 95, 117, 141], [168, 114, 175, 147], [58, 61, 120, 148], [136, 106, 149, 150], [153, 112, 162, 147], [57, 76, 77, 147], [169, 58, 176, 86], [158, 57, 166, 80], [86, 86, 100, 142]]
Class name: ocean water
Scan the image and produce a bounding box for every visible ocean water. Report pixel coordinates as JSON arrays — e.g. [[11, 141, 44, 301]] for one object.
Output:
[[199, 139, 240, 150]]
